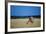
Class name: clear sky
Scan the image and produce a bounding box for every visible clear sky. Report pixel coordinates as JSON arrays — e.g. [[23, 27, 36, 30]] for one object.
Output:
[[11, 5, 41, 16]]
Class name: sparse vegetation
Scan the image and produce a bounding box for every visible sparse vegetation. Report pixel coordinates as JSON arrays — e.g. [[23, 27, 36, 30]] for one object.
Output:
[[11, 18, 41, 28]]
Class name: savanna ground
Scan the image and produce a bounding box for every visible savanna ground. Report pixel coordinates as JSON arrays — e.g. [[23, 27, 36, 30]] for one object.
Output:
[[10, 18, 41, 28]]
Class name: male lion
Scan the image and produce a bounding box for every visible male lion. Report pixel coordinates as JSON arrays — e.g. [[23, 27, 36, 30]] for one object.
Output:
[[26, 17, 33, 24]]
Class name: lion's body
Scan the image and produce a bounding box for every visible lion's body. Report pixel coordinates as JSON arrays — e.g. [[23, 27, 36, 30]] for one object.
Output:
[[27, 17, 33, 24]]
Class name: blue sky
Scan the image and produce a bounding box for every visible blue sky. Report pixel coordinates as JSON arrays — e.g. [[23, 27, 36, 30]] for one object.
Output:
[[10, 5, 41, 16]]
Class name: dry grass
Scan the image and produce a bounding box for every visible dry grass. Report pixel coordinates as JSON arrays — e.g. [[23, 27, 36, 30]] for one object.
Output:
[[10, 18, 41, 28]]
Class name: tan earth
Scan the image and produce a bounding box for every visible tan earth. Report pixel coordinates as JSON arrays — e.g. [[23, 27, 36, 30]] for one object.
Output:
[[10, 18, 41, 28]]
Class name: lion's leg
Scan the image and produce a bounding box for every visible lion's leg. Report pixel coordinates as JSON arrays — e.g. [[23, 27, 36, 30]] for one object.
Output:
[[30, 20, 33, 23], [26, 20, 29, 24]]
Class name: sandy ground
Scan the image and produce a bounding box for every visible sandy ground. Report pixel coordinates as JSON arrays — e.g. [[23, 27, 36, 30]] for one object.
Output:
[[10, 18, 41, 28]]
